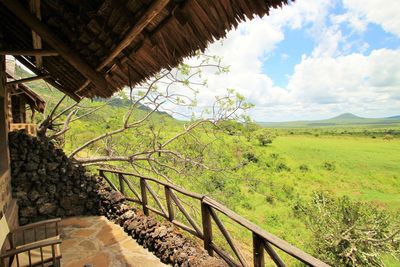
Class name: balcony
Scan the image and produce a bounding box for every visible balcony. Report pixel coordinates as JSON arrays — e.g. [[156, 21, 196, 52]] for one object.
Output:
[[9, 123, 37, 136]]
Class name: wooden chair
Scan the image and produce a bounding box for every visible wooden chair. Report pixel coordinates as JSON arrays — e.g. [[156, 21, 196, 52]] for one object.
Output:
[[0, 212, 62, 267]]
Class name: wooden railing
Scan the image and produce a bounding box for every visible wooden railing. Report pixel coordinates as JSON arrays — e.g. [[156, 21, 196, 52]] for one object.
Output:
[[9, 123, 37, 136], [98, 168, 330, 267]]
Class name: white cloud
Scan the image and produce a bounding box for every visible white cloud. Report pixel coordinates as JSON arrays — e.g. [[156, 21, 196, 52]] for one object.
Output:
[[311, 25, 344, 57], [342, 0, 400, 37], [165, 0, 400, 122], [284, 49, 400, 120], [186, 0, 333, 114]]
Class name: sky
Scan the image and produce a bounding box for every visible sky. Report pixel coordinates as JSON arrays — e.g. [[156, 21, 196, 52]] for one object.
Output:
[[180, 0, 400, 122]]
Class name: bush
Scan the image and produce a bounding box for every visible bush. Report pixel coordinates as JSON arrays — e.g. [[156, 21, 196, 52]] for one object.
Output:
[[269, 153, 279, 160], [299, 164, 309, 172], [383, 134, 394, 141], [243, 152, 258, 163], [294, 192, 400, 266], [265, 194, 275, 205], [276, 162, 291, 172], [323, 161, 335, 171], [256, 130, 275, 146]]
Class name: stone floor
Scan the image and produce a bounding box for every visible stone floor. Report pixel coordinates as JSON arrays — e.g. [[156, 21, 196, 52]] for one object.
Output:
[[60, 216, 168, 267]]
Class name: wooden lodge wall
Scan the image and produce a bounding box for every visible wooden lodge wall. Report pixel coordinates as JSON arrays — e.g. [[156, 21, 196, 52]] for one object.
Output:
[[0, 55, 18, 229]]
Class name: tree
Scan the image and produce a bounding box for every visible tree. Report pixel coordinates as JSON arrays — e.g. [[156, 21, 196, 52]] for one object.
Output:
[[383, 134, 394, 141], [295, 192, 400, 266], [243, 122, 261, 142], [255, 129, 275, 146], [37, 53, 253, 182]]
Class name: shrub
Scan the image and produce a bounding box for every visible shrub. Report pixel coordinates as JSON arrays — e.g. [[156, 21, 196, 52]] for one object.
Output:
[[294, 192, 400, 266], [269, 153, 279, 160], [282, 185, 294, 199], [383, 134, 394, 141], [256, 130, 275, 146], [243, 152, 258, 163], [241, 201, 253, 210], [323, 161, 335, 171], [265, 194, 275, 205], [276, 162, 291, 172], [299, 164, 309, 172]]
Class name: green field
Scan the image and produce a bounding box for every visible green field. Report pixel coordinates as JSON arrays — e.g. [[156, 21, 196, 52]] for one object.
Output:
[[196, 133, 400, 264]]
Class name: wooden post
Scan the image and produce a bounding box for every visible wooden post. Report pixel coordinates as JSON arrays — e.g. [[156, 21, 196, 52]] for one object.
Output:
[[29, 0, 43, 69], [253, 233, 264, 267], [201, 202, 213, 256], [264, 241, 286, 267], [140, 178, 149, 216], [118, 174, 125, 195], [1, 0, 109, 94], [0, 50, 59, 56], [14, 56, 80, 102], [165, 186, 174, 221], [6, 74, 50, 86]]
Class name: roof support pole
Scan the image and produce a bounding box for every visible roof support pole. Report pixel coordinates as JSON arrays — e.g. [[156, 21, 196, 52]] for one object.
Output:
[[14, 56, 81, 102], [0, 0, 109, 93], [76, 0, 170, 94], [0, 50, 59, 56], [29, 0, 43, 69], [6, 75, 50, 86]]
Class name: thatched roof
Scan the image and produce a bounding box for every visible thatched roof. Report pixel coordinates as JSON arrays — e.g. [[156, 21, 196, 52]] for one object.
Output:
[[0, 0, 290, 101], [7, 72, 46, 113]]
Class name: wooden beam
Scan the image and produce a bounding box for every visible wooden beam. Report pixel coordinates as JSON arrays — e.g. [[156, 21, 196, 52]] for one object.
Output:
[[76, 0, 170, 94], [6, 74, 50, 86], [14, 56, 81, 102], [29, 0, 43, 69], [0, 50, 59, 56], [1, 0, 109, 94]]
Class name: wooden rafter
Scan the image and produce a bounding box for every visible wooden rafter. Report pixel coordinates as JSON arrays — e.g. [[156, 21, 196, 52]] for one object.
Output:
[[76, 0, 170, 94], [29, 0, 42, 69], [14, 56, 81, 102], [1, 0, 109, 95], [0, 50, 58, 56], [6, 74, 50, 86]]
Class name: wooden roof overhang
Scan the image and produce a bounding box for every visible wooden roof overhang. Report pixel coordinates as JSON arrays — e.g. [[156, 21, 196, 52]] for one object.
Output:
[[6, 72, 46, 113], [0, 0, 290, 101]]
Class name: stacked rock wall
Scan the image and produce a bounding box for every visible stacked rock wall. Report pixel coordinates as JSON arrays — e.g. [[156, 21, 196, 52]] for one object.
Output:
[[9, 131, 102, 224], [98, 188, 226, 267]]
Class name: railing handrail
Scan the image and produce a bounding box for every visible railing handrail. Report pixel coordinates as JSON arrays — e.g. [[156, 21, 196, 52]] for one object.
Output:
[[98, 168, 330, 267], [98, 168, 204, 199]]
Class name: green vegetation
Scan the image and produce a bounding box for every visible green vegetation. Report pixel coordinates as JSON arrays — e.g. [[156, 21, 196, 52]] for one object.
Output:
[[17, 65, 400, 266], [296, 192, 399, 266]]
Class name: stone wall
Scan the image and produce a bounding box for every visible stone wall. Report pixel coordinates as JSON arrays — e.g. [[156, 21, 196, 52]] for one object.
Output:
[[9, 131, 102, 225], [98, 187, 226, 266]]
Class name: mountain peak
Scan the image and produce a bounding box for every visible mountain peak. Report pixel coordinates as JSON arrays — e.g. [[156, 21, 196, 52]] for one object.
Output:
[[330, 113, 362, 120]]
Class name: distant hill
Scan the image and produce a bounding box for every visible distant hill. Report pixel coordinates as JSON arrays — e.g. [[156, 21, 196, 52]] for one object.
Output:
[[258, 113, 400, 128]]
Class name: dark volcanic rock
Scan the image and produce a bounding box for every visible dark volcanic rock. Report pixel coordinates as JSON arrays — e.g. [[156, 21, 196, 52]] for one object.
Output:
[[9, 131, 102, 224]]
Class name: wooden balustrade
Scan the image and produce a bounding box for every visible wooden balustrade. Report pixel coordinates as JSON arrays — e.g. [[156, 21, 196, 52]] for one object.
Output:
[[98, 168, 330, 267], [9, 123, 37, 136]]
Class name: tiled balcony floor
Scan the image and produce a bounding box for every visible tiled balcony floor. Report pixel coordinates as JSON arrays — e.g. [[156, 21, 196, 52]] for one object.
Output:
[[60, 216, 167, 267]]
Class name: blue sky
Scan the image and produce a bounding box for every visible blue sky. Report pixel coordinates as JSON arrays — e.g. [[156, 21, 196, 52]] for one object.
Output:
[[263, 2, 400, 89], [189, 0, 400, 122]]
